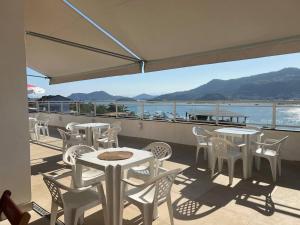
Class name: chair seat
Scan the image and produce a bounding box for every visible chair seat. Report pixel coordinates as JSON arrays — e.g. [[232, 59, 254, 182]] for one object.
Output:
[[198, 142, 212, 147], [126, 185, 156, 205], [63, 189, 101, 209], [82, 169, 105, 185], [253, 148, 278, 157], [128, 166, 151, 180], [218, 149, 242, 160]]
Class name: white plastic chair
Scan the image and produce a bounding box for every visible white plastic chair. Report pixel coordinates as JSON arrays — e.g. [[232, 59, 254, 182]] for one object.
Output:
[[210, 137, 246, 185], [96, 127, 119, 149], [127, 142, 172, 181], [63, 145, 105, 187], [66, 122, 80, 134], [42, 172, 106, 225], [123, 168, 181, 225], [57, 128, 85, 152], [29, 118, 38, 140], [192, 127, 214, 164], [252, 136, 288, 181], [36, 120, 50, 137]]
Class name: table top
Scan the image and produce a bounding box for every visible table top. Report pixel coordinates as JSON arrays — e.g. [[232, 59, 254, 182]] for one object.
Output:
[[77, 147, 154, 170], [75, 122, 110, 129], [215, 127, 259, 135]]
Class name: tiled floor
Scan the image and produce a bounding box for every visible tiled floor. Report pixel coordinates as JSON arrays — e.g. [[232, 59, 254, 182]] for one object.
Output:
[[27, 134, 300, 225]]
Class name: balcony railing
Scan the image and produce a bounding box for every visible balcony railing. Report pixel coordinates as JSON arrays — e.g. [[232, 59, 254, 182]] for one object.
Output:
[[28, 100, 300, 131]]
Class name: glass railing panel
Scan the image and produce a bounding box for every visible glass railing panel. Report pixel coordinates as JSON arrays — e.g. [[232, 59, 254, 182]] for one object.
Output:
[[276, 103, 300, 131]]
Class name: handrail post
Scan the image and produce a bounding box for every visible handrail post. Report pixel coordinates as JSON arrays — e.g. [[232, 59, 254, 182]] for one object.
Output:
[[78, 102, 81, 115], [94, 102, 97, 117], [60, 102, 63, 114], [36, 101, 39, 112], [173, 101, 177, 122], [48, 101, 50, 113], [115, 101, 118, 118], [215, 103, 220, 125], [272, 102, 277, 129], [140, 101, 144, 120]]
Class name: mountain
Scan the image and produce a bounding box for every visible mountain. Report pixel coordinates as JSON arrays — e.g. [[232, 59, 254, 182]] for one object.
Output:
[[68, 91, 134, 101], [38, 95, 71, 101], [134, 94, 157, 100], [153, 68, 300, 100]]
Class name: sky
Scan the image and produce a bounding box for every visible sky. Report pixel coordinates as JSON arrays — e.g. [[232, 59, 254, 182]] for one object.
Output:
[[27, 52, 300, 98]]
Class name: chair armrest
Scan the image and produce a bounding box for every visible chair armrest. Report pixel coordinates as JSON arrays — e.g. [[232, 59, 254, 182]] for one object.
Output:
[[158, 154, 171, 162], [42, 172, 99, 193], [237, 143, 246, 148], [122, 178, 146, 188]]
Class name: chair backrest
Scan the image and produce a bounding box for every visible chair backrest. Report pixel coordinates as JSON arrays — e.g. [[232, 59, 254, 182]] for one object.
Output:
[[0, 190, 31, 225], [57, 128, 68, 141], [144, 142, 172, 160], [106, 127, 119, 141], [192, 126, 210, 144], [28, 119, 37, 132], [211, 137, 237, 158], [266, 136, 288, 154], [153, 169, 180, 203], [63, 145, 96, 166], [111, 121, 122, 133], [66, 122, 79, 134], [42, 175, 64, 208]]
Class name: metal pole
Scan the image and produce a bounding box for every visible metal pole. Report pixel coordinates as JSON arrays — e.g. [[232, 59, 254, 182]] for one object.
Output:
[[94, 102, 97, 117], [48, 102, 50, 113], [36, 101, 39, 112], [78, 102, 81, 115], [173, 101, 177, 122], [272, 103, 277, 129], [115, 101, 118, 118], [215, 103, 220, 125], [61, 102, 63, 114], [141, 101, 144, 120]]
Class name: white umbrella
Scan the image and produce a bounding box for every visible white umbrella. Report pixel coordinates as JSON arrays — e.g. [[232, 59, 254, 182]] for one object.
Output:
[[27, 84, 45, 94]]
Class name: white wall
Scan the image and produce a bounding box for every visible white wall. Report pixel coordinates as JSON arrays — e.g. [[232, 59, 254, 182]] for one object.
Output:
[[35, 113, 300, 161], [0, 1, 31, 205]]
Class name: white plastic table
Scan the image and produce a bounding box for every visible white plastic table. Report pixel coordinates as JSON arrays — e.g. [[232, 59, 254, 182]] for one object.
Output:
[[215, 127, 259, 178], [74, 123, 110, 146], [77, 147, 155, 225]]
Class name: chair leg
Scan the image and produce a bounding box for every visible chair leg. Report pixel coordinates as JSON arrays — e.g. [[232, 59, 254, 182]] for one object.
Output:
[[46, 127, 50, 136], [142, 204, 154, 225], [211, 157, 216, 178], [195, 145, 200, 165], [167, 195, 174, 225], [228, 159, 235, 185], [64, 208, 76, 225], [278, 158, 282, 176], [218, 158, 223, 172], [269, 158, 277, 182], [50, 202, 58, 225], [255, 157, 261, 171], [203, 147, 207, 160]]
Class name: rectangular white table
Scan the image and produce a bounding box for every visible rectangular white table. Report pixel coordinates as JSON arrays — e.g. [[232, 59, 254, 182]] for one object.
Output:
[[77, 147, 155, 225], [74, 123, 110, 146], [215, 127, 259, 178]]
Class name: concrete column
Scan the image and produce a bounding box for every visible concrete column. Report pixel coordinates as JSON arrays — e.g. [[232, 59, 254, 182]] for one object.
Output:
[[0, 1, 31, 204]]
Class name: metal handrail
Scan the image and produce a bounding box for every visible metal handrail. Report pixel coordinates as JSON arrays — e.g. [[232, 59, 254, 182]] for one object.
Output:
[[28, 100, 300, 130]]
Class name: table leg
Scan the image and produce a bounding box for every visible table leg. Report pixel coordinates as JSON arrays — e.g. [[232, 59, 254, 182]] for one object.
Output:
[[243, 135, 253, 179], [105, 165, 114, 225]]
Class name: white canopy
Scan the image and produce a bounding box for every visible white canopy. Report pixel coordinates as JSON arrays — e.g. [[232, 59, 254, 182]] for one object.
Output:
[[25, 0, 300, 84]]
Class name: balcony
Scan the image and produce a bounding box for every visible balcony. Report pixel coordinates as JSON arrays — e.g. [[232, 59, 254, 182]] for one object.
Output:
[[25, 101, 300, 225]]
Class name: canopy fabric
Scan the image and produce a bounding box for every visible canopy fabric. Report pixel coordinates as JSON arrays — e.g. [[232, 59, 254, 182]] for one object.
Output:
[[25, 0, 300, 84]]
